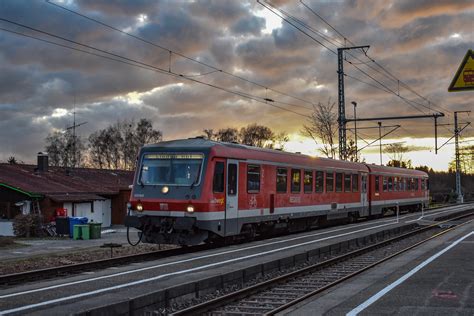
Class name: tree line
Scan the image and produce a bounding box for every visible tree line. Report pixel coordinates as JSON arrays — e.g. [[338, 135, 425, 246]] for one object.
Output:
[[202, 124, 289, 149], [45, 118, 162, 170], [44, 120, 289, 170]]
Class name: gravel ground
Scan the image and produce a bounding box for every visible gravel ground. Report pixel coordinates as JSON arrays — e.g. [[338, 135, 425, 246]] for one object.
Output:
[[0, 242, 176, 275]]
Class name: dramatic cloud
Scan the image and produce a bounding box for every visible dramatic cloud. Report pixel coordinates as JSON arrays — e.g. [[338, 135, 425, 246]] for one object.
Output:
[[0, 0, 472, 165]]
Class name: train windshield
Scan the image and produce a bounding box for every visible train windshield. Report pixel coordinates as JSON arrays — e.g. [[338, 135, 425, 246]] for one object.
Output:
[[139, 153, 204, 186]]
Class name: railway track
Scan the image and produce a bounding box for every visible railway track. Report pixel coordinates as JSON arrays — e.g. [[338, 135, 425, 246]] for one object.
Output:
[[171, 211, 474, 316], [0, 205, 469, 288]]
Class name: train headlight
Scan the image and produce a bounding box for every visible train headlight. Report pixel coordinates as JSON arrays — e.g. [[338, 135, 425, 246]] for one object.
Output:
[[162, 186, 169, 194], [186, 205, 195, 213], [136, 203, 143, 212]]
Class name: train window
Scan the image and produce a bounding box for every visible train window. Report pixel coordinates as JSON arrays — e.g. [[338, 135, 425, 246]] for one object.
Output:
[[291, 169, 301, 193], [344, 174, 351, 192], [335, 173, 343, 192], [276, 168, 287, 193], [326, 172, 334, 192], [383, 177, 388, 192], [228, 163, 237, 195], [426, 179, 430, 190], [352, 174, 359, 192], [213, 162, 225, 193], [304, 170, 313, 193], [247, 165, 260, 192], [393, 177, 398, 192], [415, 178, 419, 191], [421, 179, 425, 190], [375, 176, 380, 193], [315, 171, 324, 192], [388, 177, 393, 191]]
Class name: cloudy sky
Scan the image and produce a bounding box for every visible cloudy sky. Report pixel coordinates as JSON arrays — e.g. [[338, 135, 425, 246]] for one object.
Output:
[[0, 0, 472, 170]]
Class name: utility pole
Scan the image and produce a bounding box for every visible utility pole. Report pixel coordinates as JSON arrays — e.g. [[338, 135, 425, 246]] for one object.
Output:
[[378, 122, 382, 165], [454, 110, 471, 203], [337, 45, 369, 160], [66, 101, 87, 168], [352, 101, 357, 161]]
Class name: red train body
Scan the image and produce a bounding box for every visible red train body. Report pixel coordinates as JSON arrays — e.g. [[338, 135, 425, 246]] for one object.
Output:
[[125, 138, 429, 245]]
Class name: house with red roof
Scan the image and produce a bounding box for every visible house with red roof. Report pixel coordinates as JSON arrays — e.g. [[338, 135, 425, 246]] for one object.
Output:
[[0, 153, 134, 235]]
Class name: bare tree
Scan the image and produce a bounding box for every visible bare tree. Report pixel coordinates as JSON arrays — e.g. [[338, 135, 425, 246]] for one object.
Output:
[[272, 132, 289, 150], [240, 123, 275, 148], [87, 118, 162, 170], [346, 139, 358, 162], [449, 145, 474, 174], [7, 156, 17, 164], [301, 99, 338, 159], [45, 130, 85, 167], [216, 128, 239, 143], [202, 129, 215, 140], [385, 143, 412, 168]]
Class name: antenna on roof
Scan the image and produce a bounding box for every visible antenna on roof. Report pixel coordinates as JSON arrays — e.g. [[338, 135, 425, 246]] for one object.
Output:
[[65, 95, 87, 169]]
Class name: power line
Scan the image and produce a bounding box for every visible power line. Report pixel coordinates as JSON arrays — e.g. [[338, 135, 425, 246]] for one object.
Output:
[[260, 1, 438, 118], [0, 20, 311, 118], [299, 0, 452, 116], [46, 0, 316, 108]]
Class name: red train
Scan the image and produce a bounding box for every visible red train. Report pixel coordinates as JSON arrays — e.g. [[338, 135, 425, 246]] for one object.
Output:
[[125, 138, 429, 245]]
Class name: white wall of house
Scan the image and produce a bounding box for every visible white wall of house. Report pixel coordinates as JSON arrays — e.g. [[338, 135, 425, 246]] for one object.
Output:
[[62, 199, 111, 227], [93, 200, 111, 227], [0, 220, 14, 236]]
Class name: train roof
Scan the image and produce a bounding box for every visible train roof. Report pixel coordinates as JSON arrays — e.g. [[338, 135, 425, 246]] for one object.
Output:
[[143, 138, 368, 172], [143, 138, 428, 177], [365, 164, 428, 178]]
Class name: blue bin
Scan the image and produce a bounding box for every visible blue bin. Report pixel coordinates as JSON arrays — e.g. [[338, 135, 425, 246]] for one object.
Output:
[[68, 217, 88, 238]]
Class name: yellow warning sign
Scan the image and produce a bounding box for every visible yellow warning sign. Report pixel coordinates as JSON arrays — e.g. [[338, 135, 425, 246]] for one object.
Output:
[[448, 49, 474, 92]]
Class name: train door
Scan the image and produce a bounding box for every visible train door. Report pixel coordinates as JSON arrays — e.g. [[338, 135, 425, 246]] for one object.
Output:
[[225, 160, 239, 235], [361, 173, 368, 213]]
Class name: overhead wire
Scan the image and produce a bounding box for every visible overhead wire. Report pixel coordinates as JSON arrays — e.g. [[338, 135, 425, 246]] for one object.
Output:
[[260, 1, 436, 118], [46, 0, 316, 108], [299, 0, 452, 116], [0, 19, 311, 118]]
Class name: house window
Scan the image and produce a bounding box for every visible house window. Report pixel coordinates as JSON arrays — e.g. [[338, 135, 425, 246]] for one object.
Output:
[[276, 168, 287, 193], [291, 169, 301, 193], [335, 172, 343, 192], [212, 162, 224, 193], [315, 171, 324, 192], [247, 165, 260, 192], [326, 171, 334, 192], [304, 170, 313, 193], [344, 174, 351, 192]]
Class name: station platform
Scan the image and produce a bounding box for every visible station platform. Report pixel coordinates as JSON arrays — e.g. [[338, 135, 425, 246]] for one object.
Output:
[[282, 220, 474, 315]]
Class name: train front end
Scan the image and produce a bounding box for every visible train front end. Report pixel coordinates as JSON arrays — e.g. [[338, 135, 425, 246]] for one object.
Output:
[[125, 140, 218, 245]]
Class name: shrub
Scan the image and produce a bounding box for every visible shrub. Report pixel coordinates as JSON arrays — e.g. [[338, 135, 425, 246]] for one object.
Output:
[[12, 214, 45, 237]]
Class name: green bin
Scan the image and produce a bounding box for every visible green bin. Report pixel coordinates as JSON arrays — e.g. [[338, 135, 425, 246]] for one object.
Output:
[[89, 223, 102, 239], [73, 224, 90, 240]]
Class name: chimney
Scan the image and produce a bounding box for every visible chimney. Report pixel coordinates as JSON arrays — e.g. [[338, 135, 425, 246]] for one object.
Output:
[[37, 152, 48, 172]]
